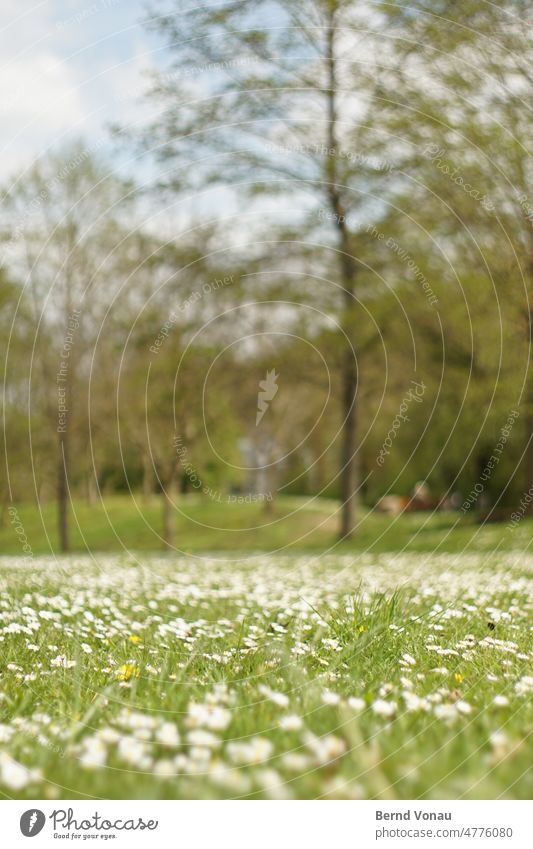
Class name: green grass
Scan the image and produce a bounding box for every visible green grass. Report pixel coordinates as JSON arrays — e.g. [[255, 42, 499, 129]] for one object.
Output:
[[0, 551, 531, 799], [0, 498, 531, 799], [2, 494, 531, 554]]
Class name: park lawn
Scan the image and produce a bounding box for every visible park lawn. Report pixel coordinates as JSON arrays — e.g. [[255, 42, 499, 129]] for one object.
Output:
[[0, 550, 531, 800], [1, 494, 532, 554]]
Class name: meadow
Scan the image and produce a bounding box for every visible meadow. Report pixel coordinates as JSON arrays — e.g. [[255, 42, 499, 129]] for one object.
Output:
[[0, 501, 531, 800], [1, 0, 531, 814], [2, 495, 532, 554]]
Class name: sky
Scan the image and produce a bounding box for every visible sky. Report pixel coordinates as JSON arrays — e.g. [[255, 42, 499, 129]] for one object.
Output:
[[0, 1, 381, 235], [0, 0, 156, 181]]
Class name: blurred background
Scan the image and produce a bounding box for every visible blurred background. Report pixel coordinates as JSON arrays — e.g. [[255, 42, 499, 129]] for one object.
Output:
[[1, 0, 532, 553]]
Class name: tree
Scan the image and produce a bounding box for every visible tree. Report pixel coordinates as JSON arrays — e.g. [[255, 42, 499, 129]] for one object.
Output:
[[374, 0, 533, 510], [109, 228, 242, 548], [0, 143, 136, 550], [0, 271, 37, 517], [140, 0, 399, 536]]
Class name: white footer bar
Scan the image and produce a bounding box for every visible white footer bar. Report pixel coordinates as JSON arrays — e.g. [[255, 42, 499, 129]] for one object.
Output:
[[3, 799, 531, 848]]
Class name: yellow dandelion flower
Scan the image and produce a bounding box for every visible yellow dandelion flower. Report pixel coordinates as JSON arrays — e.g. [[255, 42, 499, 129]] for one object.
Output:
[[454, 672, 464, 683], [129, 636, 141, 644], [117, 663, 139, 682]]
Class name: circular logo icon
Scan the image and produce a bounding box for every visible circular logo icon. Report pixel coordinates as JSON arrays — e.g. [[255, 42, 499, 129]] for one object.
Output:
[[20, 809, 46, 837]]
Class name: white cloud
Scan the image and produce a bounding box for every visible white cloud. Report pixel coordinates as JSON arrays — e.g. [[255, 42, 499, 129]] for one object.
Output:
[[0, 0, 154, 181], [0, 51, 87, 176]]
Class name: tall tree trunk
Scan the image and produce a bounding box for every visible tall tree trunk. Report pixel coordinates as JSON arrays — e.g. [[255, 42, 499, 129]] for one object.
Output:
[[339, 284, 359, 538], [524, 413, 533, 512], [162, 464, 177, 548], [524, 345, 533, 513], [86, 468, 98, 506], [326, 13, 359, 539], [57, 298, 76, 553], [58, 426, 70, 552], [142, 448, 154, 504]]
